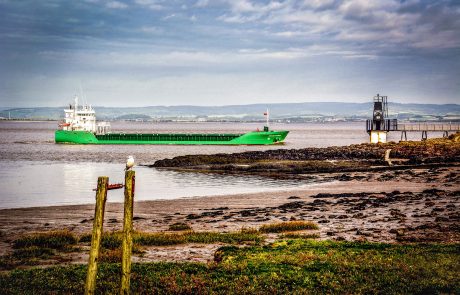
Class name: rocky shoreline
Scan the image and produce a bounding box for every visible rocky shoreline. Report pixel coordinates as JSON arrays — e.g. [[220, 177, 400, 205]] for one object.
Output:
[[152, 134, 460, 175]]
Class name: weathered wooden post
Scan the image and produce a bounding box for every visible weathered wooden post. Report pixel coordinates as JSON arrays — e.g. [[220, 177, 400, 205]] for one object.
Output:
[[85, 176, 109, 295], [120, 170, 135, 295]]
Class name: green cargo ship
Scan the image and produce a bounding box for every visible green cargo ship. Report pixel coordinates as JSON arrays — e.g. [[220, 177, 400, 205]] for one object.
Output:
[[55, 97, 289, 145], [55, 129, 289, 145]]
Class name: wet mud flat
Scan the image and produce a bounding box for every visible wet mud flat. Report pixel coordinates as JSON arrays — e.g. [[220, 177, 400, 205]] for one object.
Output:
[[0, 166, 458, 267], [0, 135, 459, 267]]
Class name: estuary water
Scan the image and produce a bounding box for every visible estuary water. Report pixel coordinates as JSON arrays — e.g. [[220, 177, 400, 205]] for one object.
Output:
[[0, 121, 441, 209]]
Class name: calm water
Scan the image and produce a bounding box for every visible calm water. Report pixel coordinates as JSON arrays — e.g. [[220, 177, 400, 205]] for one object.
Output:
[[0, 121, 443, 209]]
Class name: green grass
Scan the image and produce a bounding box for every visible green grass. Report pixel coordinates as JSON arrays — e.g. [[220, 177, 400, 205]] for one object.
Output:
[[13, 230, 77, 250], [0, 230, 78, 270], [12, 247, 55, 259], [2, 230, 79, 270], [79, 229, 263, 248], [259, 221, 319, 233], [168, 222, 192, 231], [134, 232, 186, 246], [1, 240, 458, 294], [135, 230, 263, 246], [79, 232, 123, 249], [280, 232, 320, 239], [0, 247, 56, 270]]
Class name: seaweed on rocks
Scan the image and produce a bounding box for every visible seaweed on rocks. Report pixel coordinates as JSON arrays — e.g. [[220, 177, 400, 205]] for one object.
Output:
[[151, 133, 460, 175]]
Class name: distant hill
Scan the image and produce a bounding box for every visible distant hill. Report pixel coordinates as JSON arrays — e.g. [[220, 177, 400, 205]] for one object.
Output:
[[1, 102, 459, 121]]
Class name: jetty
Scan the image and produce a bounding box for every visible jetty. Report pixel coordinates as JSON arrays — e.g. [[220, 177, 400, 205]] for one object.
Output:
[[366, 94, 460, 143]]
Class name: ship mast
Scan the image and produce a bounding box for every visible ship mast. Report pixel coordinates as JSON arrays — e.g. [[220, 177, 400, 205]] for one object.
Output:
[[264, 108, 270, 131], [74, 95, 78, 118]]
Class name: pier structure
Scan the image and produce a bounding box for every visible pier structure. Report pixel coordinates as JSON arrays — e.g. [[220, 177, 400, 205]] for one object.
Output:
[[398, 123, 460, 141], [366, 94, 459, 143]]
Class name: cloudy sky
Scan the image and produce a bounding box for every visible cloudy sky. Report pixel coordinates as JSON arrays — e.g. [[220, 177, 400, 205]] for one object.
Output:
[[0, 0, 459, 107]]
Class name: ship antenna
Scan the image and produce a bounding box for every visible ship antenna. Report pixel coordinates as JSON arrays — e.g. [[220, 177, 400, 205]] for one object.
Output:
[[266, 108, 269, 129], [79, 82, 87, 108], [263, 108, 269, 131]]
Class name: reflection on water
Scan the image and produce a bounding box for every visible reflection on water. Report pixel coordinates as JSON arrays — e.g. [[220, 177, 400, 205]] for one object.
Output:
[[0, 161, 311, 209], [0, 121, 449, 209]]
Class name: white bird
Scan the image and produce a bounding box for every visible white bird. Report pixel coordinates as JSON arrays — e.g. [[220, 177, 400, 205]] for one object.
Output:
[[125, 155, 135, 171]]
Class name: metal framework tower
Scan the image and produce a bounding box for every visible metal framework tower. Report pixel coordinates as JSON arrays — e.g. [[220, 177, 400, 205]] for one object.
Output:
[[366, 94, 397, 143]]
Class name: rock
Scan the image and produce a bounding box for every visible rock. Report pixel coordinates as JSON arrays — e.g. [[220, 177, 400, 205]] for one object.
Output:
[[389, 228, 404, 236], [352, 213, 365, 219], [422, 188, 444, 195], [278, 201, 305, 210], [446, 204, 456, 211], [356, 230, 372, 236], [201, 211, 225, 217], [336, 174, 352, 181], [239, 210, 257, 217], [210, 207, 229, 210], [435, 216, 449, 222], [186, 214, 201, 220], [390, 209, 405, 218], [312, 199, 329, 205]]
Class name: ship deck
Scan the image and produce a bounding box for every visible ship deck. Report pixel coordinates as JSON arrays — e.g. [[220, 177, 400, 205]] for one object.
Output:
[[95, 133, 243, 142]]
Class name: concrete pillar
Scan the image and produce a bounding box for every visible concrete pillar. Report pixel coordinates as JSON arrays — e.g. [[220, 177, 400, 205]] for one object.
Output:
[[370, 131, 387, 143]]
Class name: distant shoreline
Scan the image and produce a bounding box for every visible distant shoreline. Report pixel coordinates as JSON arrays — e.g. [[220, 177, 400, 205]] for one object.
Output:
[[1, 118, 459, 123]]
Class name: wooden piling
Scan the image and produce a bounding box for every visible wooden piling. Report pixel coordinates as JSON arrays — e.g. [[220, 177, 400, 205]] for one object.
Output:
[[120, 170, 135, 295], [384, 149, 393, 166], [85, 176, 109, 295]]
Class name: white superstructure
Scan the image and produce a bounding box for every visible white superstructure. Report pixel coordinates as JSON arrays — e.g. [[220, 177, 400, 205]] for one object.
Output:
[[60, 96, 110, 134]]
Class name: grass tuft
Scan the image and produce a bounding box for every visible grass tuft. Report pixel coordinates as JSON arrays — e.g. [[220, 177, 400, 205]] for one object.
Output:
[[99, 249, 122, 263], [259, 221, 319, 233], [134, 232, 186, 246], [79, 232, 123, 249], [13, 230, 77, 249], [280, 232, 320, 239], [12, 246, 55, 259], [80, 229, 263, 248], [168, 223, 192, 231], [135, 230, 263, 246]]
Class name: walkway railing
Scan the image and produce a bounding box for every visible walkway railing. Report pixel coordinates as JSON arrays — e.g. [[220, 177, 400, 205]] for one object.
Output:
[[397, 123, 460, 132]]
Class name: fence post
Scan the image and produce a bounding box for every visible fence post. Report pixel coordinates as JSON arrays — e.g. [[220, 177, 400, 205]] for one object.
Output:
[[121, 170, 135, 295], [85, 176, 109, 295]]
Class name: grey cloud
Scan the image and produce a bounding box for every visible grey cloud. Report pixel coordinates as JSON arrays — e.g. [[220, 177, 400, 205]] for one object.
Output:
[[0, 0, 459, 106]]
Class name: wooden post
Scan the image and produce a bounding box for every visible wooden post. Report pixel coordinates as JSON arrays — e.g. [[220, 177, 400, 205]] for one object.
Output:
[[384, 149, 393, 166], [121, 171, 135, 295], [85, 176, 109, 295]]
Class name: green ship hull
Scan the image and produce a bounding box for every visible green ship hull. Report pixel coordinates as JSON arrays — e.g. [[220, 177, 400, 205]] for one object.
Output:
[[55, 130, 289, 145]]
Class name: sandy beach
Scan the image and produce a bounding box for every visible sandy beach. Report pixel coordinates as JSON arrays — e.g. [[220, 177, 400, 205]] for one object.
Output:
[[1, 165, 458, 265]]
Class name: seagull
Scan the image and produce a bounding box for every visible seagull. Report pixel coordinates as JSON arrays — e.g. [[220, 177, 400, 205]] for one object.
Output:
[[125, 155, 135, 171]]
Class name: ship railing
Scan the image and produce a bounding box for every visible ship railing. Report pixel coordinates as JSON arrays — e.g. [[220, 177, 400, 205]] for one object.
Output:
[[96, 122, 111, 135]]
